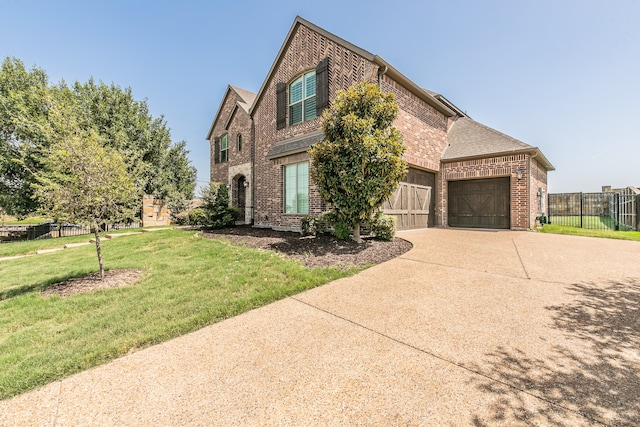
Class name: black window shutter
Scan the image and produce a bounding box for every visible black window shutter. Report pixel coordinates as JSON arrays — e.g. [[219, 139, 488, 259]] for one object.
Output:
[[276, 82, 286, 129], [214, 137, 220, 164], [316, 57, 329, 115]]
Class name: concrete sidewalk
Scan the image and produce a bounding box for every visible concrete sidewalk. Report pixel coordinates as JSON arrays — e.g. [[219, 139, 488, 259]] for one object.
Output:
[[1, 229, 639, 426]]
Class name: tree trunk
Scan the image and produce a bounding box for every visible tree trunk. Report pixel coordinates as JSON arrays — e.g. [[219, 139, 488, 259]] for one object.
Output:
[[93, 224, 105, 279], [353, 222, 363, 243]]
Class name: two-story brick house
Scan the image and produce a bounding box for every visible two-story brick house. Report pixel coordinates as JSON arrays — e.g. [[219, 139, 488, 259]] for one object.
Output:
[[207, 16, 554, 231]]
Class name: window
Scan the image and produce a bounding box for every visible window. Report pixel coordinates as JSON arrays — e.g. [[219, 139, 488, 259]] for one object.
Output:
[[237, 134, 242, 152], [220, 134, 228, 163], [289, 71, 316, 125], [284, 162, 309, 214]]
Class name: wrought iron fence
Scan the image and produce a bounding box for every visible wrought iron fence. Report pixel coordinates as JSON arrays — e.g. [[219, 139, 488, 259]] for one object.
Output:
[[548, 192, 639, 231], [0, 221, 143, 243]]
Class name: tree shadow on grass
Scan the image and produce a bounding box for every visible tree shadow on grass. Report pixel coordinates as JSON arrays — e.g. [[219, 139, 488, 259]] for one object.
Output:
[[0, 272, 91, 301], [470, 279, 640, 426]]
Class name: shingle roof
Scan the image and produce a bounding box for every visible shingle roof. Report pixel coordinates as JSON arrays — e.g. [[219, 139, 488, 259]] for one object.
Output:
[[230, 86, 256, 114], [266, 131, 324, 159], [205, 85, 256, 140], [444, 117, 532, 158], [443, 117, 554, 170]]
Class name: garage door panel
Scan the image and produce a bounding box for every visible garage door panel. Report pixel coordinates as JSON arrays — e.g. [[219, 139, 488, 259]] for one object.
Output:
[[448, 178, 510, 229]]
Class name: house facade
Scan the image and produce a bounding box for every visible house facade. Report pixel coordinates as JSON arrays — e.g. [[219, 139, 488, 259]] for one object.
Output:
[[207, 17, 554, 231]]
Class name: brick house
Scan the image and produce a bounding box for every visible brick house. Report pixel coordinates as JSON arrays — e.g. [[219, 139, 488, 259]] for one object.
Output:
[[207, 16, 554, 231]]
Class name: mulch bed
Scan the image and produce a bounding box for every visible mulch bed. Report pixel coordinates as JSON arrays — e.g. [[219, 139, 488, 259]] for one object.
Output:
[[200, 225, 413, 269], [41, 269, 143, 298], [40, 226, 412, 297]]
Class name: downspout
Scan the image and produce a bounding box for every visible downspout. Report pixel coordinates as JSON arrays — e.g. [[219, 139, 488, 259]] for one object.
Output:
[[250, 115, 256, 225], [377, 65, 388, 87]]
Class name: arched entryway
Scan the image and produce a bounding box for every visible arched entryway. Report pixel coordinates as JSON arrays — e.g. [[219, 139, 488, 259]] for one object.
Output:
[[232, 174, 247, 222]]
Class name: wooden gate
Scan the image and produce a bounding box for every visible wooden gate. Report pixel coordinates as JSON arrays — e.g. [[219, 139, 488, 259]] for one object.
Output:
[[383, 183, 432, 230]]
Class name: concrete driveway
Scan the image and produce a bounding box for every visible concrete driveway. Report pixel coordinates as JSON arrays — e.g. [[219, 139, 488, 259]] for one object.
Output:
[[2, 229, 639, 426]]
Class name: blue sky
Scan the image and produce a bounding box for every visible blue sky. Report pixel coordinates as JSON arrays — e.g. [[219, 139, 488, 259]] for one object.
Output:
[[1, 0, 638, 193]]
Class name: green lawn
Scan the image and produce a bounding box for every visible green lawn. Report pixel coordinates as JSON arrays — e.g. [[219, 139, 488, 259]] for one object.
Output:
[[548, 215, 622, 230], [538, 224, 640, 242], [0, 229, 360, 400], [0, 228, 144, 257]]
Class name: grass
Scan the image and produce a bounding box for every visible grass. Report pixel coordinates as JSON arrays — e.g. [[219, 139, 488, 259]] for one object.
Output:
[[548, 215, 621, 230], [1, 216, 50, 225], [538, 224, 640, 242], [0, 228, 144, 258], [0, 229, 361, 400]]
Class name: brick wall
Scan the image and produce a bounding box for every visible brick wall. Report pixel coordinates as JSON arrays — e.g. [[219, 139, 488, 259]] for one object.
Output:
[[529, 157, 549, 227], [209, 89, 253, 185], [251, 23, 378, 230], [380, 75, 448, 173], [440, 154, 531, 230]]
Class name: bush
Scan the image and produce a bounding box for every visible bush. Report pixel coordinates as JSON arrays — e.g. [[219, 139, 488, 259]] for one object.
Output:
[[322, 210, 353, 240], [187, 207, 208, 226], [368, 212, 396, 241], [198, 184, 239, 229], [301, 215, 319, 237]]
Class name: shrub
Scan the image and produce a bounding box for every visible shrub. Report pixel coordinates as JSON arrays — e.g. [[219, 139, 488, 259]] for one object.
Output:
[[301, 215, 319, 237], [199, 184, 238, 229], [187, 207, 208, 226], [368, 212, 396, 241]]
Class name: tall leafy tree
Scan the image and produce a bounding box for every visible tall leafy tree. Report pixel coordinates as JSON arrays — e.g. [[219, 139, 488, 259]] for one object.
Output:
[[0, 57, 196, 218], [309, 82, 407, 242], [35, 105, 138, 278], [0, 57, 53, 217]]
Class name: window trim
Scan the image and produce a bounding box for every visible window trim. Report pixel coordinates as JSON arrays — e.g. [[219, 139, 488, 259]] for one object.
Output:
[[289, 70, 316, 126], [283, 161, 309, 214], [220, 133, 229, 163]]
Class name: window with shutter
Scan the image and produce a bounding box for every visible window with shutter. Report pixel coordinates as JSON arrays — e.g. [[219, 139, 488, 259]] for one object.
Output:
[[316, 57, 329, 115], [289, 71, 316, 126], [213, 137, 220, 164], [276, 83, 286, 129]]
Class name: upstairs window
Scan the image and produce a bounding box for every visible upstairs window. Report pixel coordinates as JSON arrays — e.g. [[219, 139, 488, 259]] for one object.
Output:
[[289, 71, 316, 125], [237, 134, 242, 152], [220, 133, 229, 163]]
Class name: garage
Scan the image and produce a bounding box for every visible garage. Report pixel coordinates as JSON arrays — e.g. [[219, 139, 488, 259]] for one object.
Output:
[[383, 168, 436, 230], [448, 177, 510, 229]]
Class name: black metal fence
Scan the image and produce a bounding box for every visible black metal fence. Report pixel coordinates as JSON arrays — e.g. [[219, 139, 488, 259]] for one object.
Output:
[[548, 192, 639, 231], [0, 221, 142, 243]]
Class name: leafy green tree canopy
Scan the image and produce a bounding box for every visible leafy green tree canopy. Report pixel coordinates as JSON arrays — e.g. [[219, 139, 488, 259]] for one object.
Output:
[[35, 104, 138, 278], [0, 56, 197, 218], [309, 82, 407, 242]]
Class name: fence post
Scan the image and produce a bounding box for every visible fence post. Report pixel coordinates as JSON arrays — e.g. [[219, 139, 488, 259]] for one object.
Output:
[[580, 192, 583, 228]]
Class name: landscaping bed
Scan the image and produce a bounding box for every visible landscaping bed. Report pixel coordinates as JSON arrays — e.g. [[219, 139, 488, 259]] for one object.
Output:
[[201, 225, 413, 269]]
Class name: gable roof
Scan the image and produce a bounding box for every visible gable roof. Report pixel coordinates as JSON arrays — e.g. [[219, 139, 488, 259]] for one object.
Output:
[[249, 16, 455, 118], [443, 117, 555, 170], [206, 85, 256, 140]]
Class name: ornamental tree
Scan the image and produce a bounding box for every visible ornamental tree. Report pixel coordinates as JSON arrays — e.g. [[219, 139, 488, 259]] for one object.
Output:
[[309, 82, 407, 242], [34, 106, 138, 279]]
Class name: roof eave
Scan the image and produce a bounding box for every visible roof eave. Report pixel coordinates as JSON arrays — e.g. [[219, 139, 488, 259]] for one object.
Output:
[[206, 86, 233, 141], [373, 56, 456, 118], [442, 147, 555, 171]]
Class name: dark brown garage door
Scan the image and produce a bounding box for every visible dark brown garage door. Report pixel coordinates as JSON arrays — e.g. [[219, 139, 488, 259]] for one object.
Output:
[[448, 178, 510, 229]]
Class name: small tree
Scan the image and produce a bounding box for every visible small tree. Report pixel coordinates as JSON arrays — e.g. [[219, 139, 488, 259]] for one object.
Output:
[[199, 183, 238, 228], [35, 112, 138, 279], [309, 82, 407, 242]]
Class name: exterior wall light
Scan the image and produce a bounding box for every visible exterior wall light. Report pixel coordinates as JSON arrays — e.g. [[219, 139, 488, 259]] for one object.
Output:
[[516, 170, 523, 180], [243, 180, 249, 188]]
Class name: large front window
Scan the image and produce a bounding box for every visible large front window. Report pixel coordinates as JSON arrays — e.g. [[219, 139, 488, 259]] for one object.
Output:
[[284, 161, 309, 214], [289, 71, 316, 125]]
